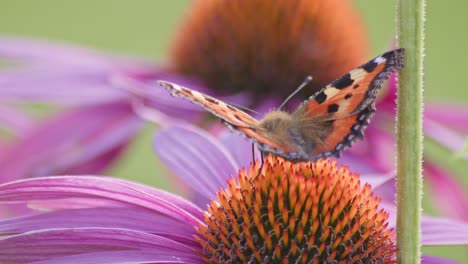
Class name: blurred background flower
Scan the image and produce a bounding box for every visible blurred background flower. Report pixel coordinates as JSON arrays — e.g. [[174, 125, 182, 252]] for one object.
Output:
[[0, 0, 467, 261]]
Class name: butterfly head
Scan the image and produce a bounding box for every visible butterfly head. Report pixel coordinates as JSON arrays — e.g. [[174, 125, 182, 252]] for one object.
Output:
[[258, 110, 295, 138]]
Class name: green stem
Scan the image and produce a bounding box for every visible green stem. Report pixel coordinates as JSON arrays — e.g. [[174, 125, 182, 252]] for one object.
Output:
[[396, 0, 425, 263]]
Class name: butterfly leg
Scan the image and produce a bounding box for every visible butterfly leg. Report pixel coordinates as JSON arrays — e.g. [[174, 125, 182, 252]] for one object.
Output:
[[253, 150, 265, 180], [251, 142, 256, 164]]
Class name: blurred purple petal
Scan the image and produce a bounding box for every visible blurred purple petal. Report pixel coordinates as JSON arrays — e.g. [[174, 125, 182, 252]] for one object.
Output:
[[425, 103, 468, 133], [112, 75, 206, 123], [0, 228, 199, 263], [360, 172, 395, 189], [0, 67, 127, 105], [425, 163, 468, 221], [154, 124, 239, 205], [0, 105, 34, 135], [0, 103, 140, 182], [339, 124, 395, 174]]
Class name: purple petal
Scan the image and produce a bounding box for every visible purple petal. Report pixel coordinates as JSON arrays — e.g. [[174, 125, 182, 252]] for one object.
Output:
[[425, 162, 468, 221], [360, 172, 395, 189], [0, 228, 201, 263], [0, 207, 198, 243], [154, 124, 239, 205], [31, 249, 203, 264], [421, 216, 468, 245], [0, 102, 140, 182], [0, 176, 203, 224], [421, 255, 464, 264], [218, 129, 260, 169]]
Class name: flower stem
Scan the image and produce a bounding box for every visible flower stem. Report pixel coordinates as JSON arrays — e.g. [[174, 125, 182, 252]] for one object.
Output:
[[396, 0, 425, 263]]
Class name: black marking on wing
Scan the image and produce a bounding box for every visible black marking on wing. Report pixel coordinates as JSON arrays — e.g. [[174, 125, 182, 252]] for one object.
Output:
[[355, 48, 405, 112], [226, 104, 239, 112], [314, 92, 327, 104], [344, 93, 353, 99], [327, 104, 339, 113], [332, 73, 354, 89], [362, 60, 378, 73], [306, 105, 376, 162], [204, 96, 218, 104]]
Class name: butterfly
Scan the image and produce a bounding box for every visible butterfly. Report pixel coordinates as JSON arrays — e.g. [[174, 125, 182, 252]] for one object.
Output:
[[159, 48, 405, 162]]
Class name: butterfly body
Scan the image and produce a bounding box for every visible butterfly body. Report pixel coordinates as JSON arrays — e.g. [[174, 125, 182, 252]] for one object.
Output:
[[159, 49, 404, 162]]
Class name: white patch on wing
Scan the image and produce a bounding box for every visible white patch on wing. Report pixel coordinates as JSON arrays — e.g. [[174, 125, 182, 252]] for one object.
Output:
[[324, 87, 340, 98], [349, 68, 367, 83], [337, 100, 351, 113], [374, 56, 386, 64]]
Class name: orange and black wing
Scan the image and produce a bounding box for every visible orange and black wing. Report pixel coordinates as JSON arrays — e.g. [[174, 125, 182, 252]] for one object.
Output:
[[293, 49, 405, 160], [159, 81, 296, 156]]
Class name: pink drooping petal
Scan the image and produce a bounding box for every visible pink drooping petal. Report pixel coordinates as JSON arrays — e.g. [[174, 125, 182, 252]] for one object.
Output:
[[424, 118, 468, 160], [421, 216, 468, 245], [421, 255, 464, 264], [154, 124, 239, 206], [0, 176, 203, 224], [0, 228, 201, 263], [424, 163, 468, 221], [383, 202, 468, 246], [0, 102, 140, 183], [425, 103, 468, 133]]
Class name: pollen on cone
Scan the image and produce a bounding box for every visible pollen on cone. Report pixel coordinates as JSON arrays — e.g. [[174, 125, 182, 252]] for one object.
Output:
[[196, 155, 396, 263], [170, 0, 369, 102]]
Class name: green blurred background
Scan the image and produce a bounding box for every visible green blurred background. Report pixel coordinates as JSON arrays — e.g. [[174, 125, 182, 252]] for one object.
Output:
[[0, 1, 466, 262]]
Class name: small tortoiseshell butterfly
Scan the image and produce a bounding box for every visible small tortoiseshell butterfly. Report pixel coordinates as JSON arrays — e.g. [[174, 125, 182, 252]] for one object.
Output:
[[159, 49, 404, 162]]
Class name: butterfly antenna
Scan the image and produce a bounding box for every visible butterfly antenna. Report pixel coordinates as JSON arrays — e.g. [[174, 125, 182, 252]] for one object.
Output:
[[278, 76, 313, 110]]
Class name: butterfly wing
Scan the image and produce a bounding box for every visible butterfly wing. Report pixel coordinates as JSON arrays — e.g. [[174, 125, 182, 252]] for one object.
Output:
[[292, 49, 405, 160], [159, 81, 294, 154]]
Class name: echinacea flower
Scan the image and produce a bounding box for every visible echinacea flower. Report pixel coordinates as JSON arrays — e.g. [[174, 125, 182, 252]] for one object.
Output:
[[0, 124, 466, 263], [1, 0, 466, 221]]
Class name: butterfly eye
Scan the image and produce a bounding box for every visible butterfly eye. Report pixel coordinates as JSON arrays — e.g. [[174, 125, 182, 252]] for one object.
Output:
[[262, 121, 275, 131]]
